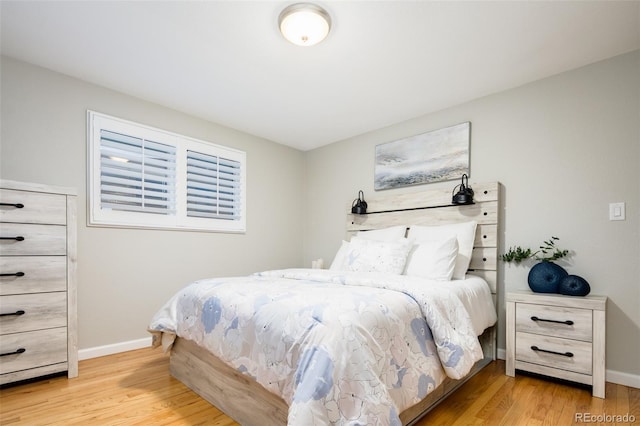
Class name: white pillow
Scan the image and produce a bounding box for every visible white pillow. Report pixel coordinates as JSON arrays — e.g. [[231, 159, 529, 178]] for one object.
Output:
[[356, 225, 407, 242], [342, 237, 412, 274], [404, 237, 458, 281], [329, 240, 349, 270], [407, 221, 477, 279]]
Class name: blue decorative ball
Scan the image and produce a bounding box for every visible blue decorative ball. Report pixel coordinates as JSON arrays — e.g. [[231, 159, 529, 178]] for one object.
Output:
[[528, 262, 568, 293], [558, 275, 591, 296]]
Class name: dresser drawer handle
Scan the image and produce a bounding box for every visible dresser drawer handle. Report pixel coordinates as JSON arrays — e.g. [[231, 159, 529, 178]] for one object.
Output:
[[0, 310, 26, 317], [531, 345, 574, 358], [0, 272, 25, 277], [0, 203, 24, 209], [0, 236, 25, 241], [0, 348, 26, 357], [530, 316, 574, 326]]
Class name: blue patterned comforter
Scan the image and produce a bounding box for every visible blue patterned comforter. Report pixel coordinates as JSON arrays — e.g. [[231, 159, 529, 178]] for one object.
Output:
[[148, 269, 495, 425]]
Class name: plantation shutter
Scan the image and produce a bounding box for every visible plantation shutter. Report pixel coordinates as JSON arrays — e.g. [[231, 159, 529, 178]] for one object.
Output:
[[186, 150, 242, 220], [99, 130, 177, 215]]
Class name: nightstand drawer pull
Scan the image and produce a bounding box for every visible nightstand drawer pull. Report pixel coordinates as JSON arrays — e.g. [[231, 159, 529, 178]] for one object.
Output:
[[531, 316, 574, 326], [0, 202, 24, 209], [0, 348, 26, 357], [0, 310, 26, 317], [0, 236, 25, 241], [531, 345, 574, 358], [0, 272, 25, 277]]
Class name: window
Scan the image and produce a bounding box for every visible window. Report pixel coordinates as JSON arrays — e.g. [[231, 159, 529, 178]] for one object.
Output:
[[88, 111, 246, 232], [99, 130, 177, 216]]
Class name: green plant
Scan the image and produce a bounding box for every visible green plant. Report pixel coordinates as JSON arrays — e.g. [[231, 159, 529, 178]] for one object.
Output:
[[502, 236, 569, 264]]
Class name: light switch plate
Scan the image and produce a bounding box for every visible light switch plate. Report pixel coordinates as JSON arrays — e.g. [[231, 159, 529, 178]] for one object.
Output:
[[609, 202, 625, 221]]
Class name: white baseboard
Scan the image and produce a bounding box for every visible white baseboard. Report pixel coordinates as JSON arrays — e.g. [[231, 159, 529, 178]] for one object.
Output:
[[606, 369, 640, 389], [496, 347, 639, 389], [78, 337, 152, 361]]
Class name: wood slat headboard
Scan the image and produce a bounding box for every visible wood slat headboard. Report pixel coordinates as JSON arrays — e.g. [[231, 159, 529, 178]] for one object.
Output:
[[346, 182, 501, 293]]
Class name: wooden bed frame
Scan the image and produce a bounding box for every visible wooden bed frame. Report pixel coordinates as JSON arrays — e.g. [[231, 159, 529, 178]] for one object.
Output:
[[169, 181, 501, 426]]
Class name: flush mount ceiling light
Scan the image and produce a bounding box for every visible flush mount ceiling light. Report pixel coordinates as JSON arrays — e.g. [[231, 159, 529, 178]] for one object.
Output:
[[278, 3, 331, 46]]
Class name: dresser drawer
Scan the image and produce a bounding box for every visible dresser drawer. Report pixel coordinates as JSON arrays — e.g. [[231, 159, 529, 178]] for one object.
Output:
[[0, 292, 67, 334], [0, 179, 77, 384], [516, 302, 592, 342], [0, 223, 66, 256], [515, 332, 592, 375], [0, 256, 67, 295], [0, 189, 67, 225], [0, 327, 67, 375]]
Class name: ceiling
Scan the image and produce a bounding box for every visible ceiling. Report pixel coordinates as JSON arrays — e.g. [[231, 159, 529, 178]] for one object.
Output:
[[1, 1, 638, 151]]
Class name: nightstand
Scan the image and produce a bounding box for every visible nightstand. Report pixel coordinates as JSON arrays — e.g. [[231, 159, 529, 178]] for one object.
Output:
[[506, 290, 606, 398]]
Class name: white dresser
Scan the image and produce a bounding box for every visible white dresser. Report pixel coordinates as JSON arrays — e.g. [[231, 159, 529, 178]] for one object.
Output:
[[506, 290, 606, 398], [0, 180, 78, 385]]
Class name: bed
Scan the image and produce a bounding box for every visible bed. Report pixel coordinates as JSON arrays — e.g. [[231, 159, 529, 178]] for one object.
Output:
[[149, 181, 501, 425]]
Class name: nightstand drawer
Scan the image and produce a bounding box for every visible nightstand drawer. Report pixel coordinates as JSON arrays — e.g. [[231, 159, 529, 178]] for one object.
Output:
[[0, 327, 67, 375], [516, 302, 592, 342], [515, 332, 592, 375], [0, 293, 67, 334], [0, 223, 66, 256]]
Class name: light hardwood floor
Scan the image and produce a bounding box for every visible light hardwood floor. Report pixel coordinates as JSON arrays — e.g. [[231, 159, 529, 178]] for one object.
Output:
[[1, 347, 638, 425]]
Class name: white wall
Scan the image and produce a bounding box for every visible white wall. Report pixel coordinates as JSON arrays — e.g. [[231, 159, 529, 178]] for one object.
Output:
[[0, 56, 306, 349], [304, 50, 640, 381]]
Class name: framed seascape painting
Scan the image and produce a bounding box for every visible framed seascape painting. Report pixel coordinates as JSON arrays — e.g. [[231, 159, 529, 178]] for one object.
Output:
[[374, 122, 470, 190]]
